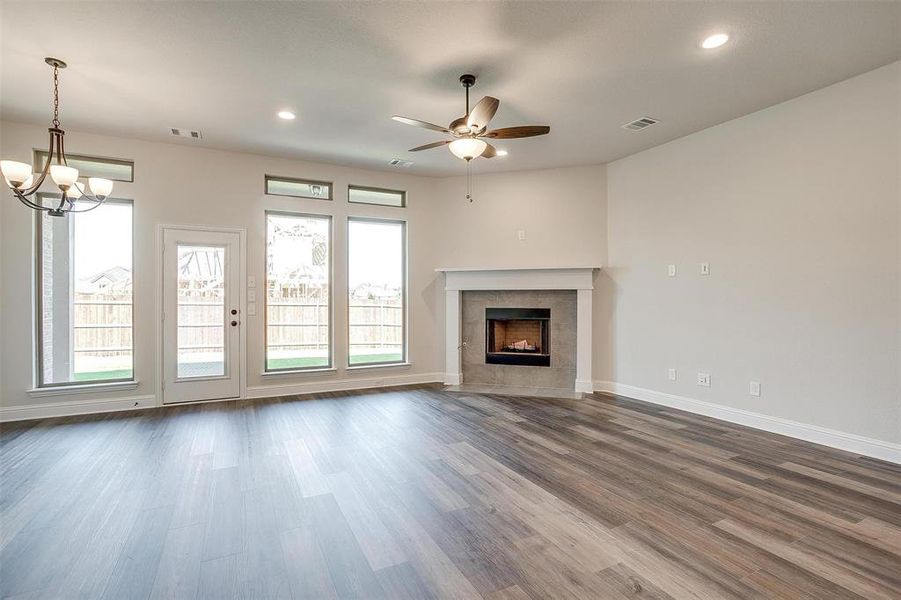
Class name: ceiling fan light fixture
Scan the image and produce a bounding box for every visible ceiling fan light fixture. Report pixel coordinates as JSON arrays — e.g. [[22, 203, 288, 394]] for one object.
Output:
[[496, 149, 508, 157], [449, 138, 487, 161]]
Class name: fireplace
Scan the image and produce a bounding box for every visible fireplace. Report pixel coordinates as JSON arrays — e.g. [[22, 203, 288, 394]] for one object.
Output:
[[485, 307, 550, 366]]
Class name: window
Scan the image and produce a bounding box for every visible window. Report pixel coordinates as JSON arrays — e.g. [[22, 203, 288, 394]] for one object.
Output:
[[265, 212, 332, 371], [33, 151, 133, 182], [348, 185, 405, 208], [265, 175, 332, 200], [37, 197, 133, 386], [347, 218, 406, 366]]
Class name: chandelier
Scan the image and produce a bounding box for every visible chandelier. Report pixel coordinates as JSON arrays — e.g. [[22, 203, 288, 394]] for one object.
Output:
[[1, 58, 114, 217]]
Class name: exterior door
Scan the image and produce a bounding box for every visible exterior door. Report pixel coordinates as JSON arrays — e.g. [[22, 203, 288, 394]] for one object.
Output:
[[162, 227, 242, 403]]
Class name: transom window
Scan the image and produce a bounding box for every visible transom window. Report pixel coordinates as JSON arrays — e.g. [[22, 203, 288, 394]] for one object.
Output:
[[265, 175, 333, 200], [348, 185, 405, 207], [33, 151, 134, 182]]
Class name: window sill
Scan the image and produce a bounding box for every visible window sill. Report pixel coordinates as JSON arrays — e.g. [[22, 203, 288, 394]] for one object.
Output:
[[346, 362, 412, 372], [27, 380, 140, 398], [261, 367, 337, 377]]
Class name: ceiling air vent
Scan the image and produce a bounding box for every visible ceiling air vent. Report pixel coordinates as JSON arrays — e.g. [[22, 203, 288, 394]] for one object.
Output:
[[389, 158, 414, 167], [622, 117, 659, 131], [169, 127, 202, 139]]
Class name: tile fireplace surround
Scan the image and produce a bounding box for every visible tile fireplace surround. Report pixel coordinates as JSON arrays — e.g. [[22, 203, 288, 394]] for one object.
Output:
[[437, 267, 599, 394]]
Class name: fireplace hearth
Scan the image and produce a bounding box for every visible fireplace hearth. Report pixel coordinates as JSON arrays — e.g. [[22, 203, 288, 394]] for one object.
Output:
[[485, 307, 550, 366]]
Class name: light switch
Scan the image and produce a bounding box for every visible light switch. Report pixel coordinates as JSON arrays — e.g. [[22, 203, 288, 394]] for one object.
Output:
[[750, 381, 761, 397], [667, 264, 676, 277], [517, 230, 526, 241], [700, 262, 710, 276], [697, 372, 711, 387], [668, 368, 677, 381]]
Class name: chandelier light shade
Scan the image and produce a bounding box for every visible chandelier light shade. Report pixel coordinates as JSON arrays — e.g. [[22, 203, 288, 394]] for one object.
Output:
[[1, 57, 114, 217], [448, 138, 488, 161]]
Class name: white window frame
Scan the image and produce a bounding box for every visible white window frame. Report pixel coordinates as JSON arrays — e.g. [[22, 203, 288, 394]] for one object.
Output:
[[346, 216, 408, 368], [264, 211, 334, 373], [34, 194, 136, 388]]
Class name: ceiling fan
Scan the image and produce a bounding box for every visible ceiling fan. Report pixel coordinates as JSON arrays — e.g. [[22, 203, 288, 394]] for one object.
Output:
[[392, 74, 550, 162]]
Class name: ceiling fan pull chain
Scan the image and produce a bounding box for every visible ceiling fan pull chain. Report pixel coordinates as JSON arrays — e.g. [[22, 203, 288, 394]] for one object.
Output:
[[466, 161, 473, 202]]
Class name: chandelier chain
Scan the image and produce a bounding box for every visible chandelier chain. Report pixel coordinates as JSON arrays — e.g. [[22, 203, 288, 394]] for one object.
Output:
[[52, 65, 60, 128]]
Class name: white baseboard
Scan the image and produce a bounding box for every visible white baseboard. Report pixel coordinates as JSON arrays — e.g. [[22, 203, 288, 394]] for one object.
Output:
[[593, 381, 901, 465], [444, 373, 462, 386], [246, 372, 444, 399], [0, 394, 157, 423]]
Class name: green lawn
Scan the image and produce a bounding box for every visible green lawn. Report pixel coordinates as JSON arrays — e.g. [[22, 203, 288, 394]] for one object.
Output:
[[74, 369, 133, 382], [268, 352, 403, 370], [75, 352, 405, 381]]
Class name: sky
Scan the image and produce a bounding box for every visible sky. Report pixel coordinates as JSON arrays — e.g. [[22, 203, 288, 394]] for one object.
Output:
[[348, 220, 403, 289], [70, 202, 132, 281], [66, 206, 403, 289]]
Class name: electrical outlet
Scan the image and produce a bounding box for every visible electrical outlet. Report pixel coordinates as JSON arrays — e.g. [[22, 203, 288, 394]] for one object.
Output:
[[749, 381, 761, 397], [667, 264, 676, 277], [668, 368, 677, 381], [697, 372, 711, 387], [700, 262, 710, 276]]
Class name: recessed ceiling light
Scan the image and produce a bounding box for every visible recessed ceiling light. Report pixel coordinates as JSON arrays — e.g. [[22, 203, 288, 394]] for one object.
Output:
[[701, 33, 729, 49], [277, 110, 296, 120], [496, 149, 508, 156]]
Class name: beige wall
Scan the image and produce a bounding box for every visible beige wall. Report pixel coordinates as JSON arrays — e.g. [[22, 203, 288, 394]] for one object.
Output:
[[606, 62, 900, 443], [0, 121, 445, 407], [430, 165, 610, 379]]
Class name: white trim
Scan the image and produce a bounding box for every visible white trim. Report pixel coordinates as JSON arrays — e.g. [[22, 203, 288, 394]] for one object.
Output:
[[27, 380, 139, 398], [574, 379, 594, 394], [245, 371, 442, 399], [435, 266, 602, 273], [345, 362, 412, 371], [439, 267, 597, 391], [439, 267, 597, 291], [261, 367, 338, 377], [1, 394, 156, 422], [156, 224, 247, 406], [594, 381, 901, 465]]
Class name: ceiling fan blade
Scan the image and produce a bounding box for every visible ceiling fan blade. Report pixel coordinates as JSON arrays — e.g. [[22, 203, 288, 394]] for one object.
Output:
[[480, 142, 498, 158], [466, 96, 500, 131], [482, 125, 550, 139], [392, 116, 451, 133], [408, 140, 451, 152]]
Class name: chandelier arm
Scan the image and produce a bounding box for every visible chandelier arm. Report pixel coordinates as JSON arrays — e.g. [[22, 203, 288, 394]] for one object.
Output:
[[12, 188, 53, 212], [11, 130, 56, 197], [63, 199, 106, 214]]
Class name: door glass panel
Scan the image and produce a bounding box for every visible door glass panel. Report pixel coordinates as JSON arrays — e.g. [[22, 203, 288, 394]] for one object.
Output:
[[177, 245, 226, 378]]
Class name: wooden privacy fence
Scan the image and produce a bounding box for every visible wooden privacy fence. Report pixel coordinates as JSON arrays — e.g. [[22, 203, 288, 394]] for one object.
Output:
[[71, 294, 402, 357]]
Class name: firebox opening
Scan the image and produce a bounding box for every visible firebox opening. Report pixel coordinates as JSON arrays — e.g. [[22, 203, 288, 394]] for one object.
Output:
[[485, 307, 550, 367]]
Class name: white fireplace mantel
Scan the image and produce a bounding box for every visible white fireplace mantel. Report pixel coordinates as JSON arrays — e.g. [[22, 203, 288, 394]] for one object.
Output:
[[436, 267, 599, 393]]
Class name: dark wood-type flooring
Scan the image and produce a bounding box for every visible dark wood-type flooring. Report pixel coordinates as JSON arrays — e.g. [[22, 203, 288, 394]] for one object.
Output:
[[2, 385, 900, 599]]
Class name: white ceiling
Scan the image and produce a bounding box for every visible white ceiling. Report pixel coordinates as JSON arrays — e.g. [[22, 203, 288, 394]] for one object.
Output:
[[1, 1, 899, 177]]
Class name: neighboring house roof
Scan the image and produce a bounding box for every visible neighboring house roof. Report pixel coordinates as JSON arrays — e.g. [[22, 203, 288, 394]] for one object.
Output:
[[77, 266, 133, 293]]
